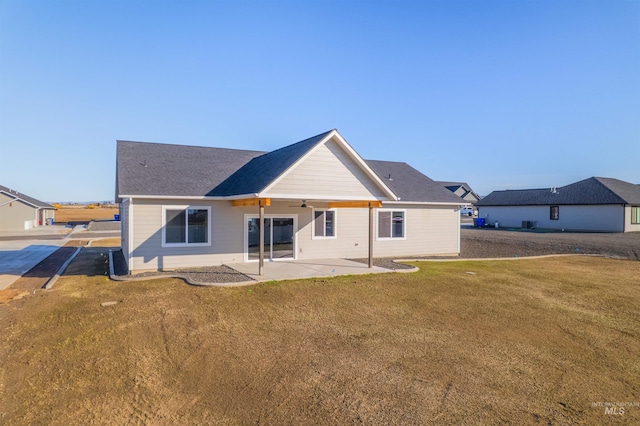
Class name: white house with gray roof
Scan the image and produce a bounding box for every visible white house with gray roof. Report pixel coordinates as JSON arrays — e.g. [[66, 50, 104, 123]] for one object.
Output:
[[437, 181, 481, 203], [0, 185, 55, 230], [115, 129, 466, 274], [476, 177, 640, 232]]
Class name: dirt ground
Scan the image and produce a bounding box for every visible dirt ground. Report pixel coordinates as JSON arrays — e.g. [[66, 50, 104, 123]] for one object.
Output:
[[54, 206, 120, 224], [0, 246, 638, 424], [460, 228, 640, 260]]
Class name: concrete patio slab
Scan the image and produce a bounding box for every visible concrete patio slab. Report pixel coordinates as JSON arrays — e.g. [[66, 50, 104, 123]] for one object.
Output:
[[227, 258, 392, 282]]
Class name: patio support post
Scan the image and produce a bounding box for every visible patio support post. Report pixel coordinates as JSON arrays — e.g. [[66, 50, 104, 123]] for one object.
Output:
[[259, 203, 265, 276], [368, 202, 374, 268]]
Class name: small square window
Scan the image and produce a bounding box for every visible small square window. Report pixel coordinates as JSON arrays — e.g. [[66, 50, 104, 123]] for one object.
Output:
[[313, 210, 336, 238], [378, 210, 405, 239]]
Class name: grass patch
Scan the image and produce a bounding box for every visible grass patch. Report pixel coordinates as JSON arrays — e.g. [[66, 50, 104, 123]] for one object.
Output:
[[1, 255, 638, 424]]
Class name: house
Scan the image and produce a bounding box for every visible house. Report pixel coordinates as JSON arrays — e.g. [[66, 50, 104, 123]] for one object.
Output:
[[115, 129, 466, 274], [437, 181, 482, 203], [475, 177, 640, 232], [0, 185, 56, 230]]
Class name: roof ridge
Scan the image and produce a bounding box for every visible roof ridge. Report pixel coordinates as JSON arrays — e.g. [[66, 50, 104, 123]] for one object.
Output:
[[591, 177, 628, 203], [495, 187, 550, 192], [258, 129, 334, 156], [116, 139, 267, 154]]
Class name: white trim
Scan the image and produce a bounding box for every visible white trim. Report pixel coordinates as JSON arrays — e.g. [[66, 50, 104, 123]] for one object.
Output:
[[330, 131, 398, 201], [259, 132, 334, 194], [259, 193, 386, 202], [0, 190, 47, 209], [384, 201, 464, 206], [118, 194, 463, 205], [259, 129, 398, 201], [376, 208, 407, 241], [161, 205, 212, 248], [457, 208, 461, 255], [117, 193, 259, 201], [244, 214, 298, 262], [311, 208, 337, 239]]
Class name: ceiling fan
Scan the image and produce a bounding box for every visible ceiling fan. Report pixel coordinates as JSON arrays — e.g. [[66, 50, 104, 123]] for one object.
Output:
[[289, 199, 314, 208]]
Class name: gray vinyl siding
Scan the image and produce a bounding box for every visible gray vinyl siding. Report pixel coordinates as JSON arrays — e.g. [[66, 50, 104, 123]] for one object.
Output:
[[127, 199, 460, 272], [295, 203, 459, 259], [130, 198, 247, 271], [373, 205, 459, 257], [0, 196, 37, 230], [266, 140, 386, 199], [624, 205, 640, 232], [478, 205, 625, 232]]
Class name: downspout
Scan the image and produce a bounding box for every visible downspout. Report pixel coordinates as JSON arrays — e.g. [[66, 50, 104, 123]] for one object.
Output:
[[128, 197, 134, 274], [457, 207, 461, 255], [259, 203, 265, 275]]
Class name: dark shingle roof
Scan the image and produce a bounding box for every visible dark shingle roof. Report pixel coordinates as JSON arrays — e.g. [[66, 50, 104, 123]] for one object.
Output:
[[597, 177, 640, 204], [436, 181, 481, 201], [365, 161, 465, 203], [208, 130, 333, 196], [116, 141, 265, 198], [0, 185, 54, 209], [116, 131, 464, 204], [476, 177, 640, 206]]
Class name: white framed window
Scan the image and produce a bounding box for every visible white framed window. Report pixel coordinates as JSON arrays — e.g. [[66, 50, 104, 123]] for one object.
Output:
[[312, 209, 336, 239], [631, 206, 640, 224], [162, 206, 211, 247], [377, 209, 406, 240]]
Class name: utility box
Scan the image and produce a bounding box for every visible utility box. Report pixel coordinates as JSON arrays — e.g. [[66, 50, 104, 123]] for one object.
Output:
[[521, 220, 537, 229]]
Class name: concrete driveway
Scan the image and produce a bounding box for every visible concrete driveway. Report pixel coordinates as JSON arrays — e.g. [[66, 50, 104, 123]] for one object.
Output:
[[0, 226, 70, 290]]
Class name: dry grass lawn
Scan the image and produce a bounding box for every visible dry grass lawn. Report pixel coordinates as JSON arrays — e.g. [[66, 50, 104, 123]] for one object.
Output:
[[0, 253, 638, 424], [54, 206, 119, 223]]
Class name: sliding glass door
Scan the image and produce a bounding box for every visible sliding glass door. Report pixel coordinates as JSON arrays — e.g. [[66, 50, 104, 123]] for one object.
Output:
[[247, 216, 295, 261]]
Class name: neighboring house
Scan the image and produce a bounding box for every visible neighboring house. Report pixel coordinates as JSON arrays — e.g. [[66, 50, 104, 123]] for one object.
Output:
[[116, 129, 466, 274], [0, 185, 55, 230], [475, 177, 640, 232], [437, 181, 481, 203]]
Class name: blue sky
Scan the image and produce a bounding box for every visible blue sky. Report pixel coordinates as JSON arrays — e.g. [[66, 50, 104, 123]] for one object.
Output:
[[1, 0, 638, 202]]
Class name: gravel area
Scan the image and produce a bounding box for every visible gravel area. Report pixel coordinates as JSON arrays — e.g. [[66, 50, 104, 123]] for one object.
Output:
[[110, 250, 254, 284], [460, 228, 640, 260], [110, 230, 639, 283], [351, 228, 639, 268]]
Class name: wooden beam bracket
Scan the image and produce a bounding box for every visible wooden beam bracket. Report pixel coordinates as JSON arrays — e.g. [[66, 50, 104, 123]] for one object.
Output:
[[232, 198, 271, 207], [328, 201, 382, 209]]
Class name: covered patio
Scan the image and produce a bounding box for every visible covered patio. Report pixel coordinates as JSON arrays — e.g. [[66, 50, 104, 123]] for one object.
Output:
[[233, 197, 385, 275]]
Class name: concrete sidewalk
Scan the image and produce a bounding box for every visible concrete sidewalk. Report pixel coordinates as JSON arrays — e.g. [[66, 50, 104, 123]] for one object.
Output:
[[227, 258, 392, 282], [0, 224, 71, 240]]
